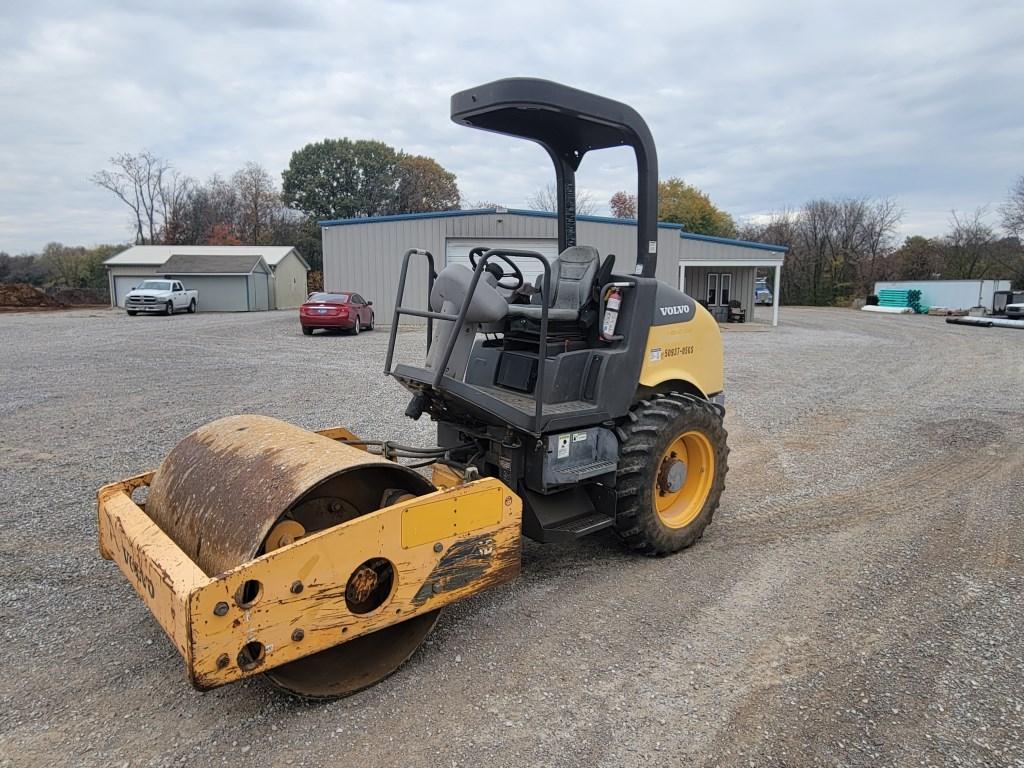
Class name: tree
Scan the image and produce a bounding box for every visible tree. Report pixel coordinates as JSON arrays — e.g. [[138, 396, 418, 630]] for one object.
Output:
[[739, 198, 903, 305], [282, 138, 399, 220], [1000, 175, 1024, 239], [891, 236, 941, 280], [92, 151, 181, 244], [657, 178, 735, 237], [609, 191, 637, 219], [527, 183, 598, 215], [233, 162, 279, 244], [943, 208, 996, 279], [395, 155, 460, 213]]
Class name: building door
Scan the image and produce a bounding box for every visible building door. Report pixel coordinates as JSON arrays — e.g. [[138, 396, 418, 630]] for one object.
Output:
[[705, 272, 733, 320]]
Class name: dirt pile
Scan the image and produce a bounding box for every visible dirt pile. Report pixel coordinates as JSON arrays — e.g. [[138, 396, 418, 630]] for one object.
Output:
[[0, 283, 65, 308]]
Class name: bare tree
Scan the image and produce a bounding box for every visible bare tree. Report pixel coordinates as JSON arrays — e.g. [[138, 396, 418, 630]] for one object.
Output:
[[233, 162, 278, 244], [943, 208, 996, 279], [92, 152, 173, 244], [159, 171, 197, 244], [1000, 175, 1024, 238], [861, 198, 903, 286], [527, 183, 598, 216]]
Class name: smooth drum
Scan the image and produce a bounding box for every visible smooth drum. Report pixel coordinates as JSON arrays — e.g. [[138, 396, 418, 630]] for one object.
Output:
[[146, 414, 441, 698]]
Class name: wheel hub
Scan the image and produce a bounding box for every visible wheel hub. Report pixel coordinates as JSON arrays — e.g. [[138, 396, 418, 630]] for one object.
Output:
[[658, 457, 687, 494]]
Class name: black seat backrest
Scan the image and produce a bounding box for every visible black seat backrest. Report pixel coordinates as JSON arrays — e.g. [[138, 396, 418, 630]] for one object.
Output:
[[532, 245, 600, 311]]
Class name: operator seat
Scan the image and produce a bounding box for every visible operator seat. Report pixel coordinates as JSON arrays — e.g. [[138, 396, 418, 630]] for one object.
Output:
[[506, 245, 600, 322]]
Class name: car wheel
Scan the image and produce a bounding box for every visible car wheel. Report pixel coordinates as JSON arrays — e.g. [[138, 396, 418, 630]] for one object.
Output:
[[352, 319, 360, 335], [127, 311, 137, 316], [165, 301, 174, 316], [188, 299, 196, 314], [302, 326, 313, 336], [368, 313, 374, 331]]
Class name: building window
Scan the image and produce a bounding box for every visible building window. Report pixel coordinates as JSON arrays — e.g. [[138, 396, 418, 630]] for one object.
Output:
[[720, 273, 732, 305], [706, 273, 719, 306]]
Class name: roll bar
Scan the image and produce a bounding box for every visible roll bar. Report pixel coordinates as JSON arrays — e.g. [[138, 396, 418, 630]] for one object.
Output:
[[451, 78, 659, 277]]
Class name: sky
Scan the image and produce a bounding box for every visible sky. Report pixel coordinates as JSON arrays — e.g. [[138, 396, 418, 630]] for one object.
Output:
[[1, 0, 1022, 253]]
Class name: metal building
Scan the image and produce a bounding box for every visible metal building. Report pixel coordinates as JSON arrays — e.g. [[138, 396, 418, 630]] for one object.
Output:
[[321, 208, 785, 326], [103, 245, 310, 310]]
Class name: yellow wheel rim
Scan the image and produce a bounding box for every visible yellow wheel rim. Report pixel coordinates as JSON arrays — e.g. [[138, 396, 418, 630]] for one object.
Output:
[[653, 430, 716, 529]]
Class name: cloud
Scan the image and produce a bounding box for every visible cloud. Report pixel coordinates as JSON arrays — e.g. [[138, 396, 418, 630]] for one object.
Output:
[[1, 0, 1022, 251]]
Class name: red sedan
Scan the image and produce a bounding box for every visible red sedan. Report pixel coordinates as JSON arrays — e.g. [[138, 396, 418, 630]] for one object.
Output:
[[299, 292, 374, 335]]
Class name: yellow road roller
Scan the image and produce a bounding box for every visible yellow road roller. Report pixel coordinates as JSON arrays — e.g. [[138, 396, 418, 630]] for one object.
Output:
[[98, 78, 728, 699]]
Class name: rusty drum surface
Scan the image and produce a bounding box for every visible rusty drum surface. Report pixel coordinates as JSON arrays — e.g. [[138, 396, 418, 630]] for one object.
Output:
[[146, 414, 433, 575], [145, 414, 441, 699]]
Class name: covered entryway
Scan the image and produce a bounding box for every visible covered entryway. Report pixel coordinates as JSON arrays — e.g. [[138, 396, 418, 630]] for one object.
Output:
[[679, 258, 783, 326]]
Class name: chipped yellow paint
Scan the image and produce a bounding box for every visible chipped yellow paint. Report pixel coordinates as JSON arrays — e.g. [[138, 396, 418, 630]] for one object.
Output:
[[97, 428, 522, 692]]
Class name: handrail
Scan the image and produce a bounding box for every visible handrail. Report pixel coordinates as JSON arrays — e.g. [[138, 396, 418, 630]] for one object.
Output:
[[384, 248, 435, 375], [432, 248, 551, 430], [387, 246, 553, 433]]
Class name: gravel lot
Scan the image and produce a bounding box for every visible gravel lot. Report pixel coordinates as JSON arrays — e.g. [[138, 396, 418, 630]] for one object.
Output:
[[1, 307, 1022, 768]]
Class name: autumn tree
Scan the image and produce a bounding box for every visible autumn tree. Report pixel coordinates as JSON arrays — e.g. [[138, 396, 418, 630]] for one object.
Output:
[[656, 178, 735, 237], [527, 183, 598, 216], [609, 191, 637, 218], [395, 155, 460, 213], [607, 179, 734, 235]]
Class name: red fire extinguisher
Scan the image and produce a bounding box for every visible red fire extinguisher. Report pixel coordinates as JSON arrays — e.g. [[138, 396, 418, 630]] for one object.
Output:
[[601, 286, 622, 341]]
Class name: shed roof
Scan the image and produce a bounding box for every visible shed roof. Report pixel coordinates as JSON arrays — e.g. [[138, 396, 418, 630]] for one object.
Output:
[[104, 245, 307, 268], [160, 253, 268, 275], [318, 208, 787, 253]]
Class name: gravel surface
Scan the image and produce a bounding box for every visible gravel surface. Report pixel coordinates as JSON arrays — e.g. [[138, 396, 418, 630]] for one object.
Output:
[[1, 307, 1022, 768]]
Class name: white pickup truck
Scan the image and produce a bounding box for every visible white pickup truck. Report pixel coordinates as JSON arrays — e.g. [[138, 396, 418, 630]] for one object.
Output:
[[124, 280, 198, 316]]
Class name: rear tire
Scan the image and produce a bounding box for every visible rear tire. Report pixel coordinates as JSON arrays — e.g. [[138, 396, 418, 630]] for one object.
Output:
[[188, 299, 196, 314], [352, 319, 360, 335], [302, 326, 313, 336], [613, 393, 728, 556]]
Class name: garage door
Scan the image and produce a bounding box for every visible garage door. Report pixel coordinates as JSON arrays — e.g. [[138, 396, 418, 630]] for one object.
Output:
[[445, 238, 559, 286], [174, 276, 249, 312], [113, 276, 153, 307]]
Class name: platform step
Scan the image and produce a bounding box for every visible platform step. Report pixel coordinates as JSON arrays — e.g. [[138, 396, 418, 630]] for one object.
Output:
[[547, 512, 615, 537], [557, 460, 617, 482]]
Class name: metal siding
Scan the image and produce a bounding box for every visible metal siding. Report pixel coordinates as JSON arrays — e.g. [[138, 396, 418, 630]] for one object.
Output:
[[323, 217, 442, 325], [271, 251, 309, 309], [252, 271, 270, 311], [680, 238, 778, 263], [321, 212, 777, 326]]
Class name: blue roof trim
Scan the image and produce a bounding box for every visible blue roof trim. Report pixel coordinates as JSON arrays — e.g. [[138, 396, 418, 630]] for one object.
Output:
[[319, 209, 492, 226], [319, 207, 785, 251], [679, 231, 787, 253], [320, 207, 683, 230]]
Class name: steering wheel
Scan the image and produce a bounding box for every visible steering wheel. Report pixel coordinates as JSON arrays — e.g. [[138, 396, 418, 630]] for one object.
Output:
[[469, 247, 524, 291]]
